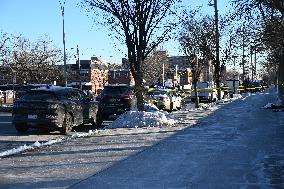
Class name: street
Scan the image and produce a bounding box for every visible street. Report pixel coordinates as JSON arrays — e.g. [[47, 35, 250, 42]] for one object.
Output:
[[0, 90, 283, 188]]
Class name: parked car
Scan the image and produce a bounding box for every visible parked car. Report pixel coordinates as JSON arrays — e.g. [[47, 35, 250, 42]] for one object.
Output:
[[245, 81, 263, 93], [146, 89, 168, 106], [96, 84, 136, 124], [15, 84, 51, 100], [12, 86, 99, 134], [156, 90, 182, 111]]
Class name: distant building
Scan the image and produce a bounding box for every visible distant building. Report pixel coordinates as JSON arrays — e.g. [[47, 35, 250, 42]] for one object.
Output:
[[168, 56, 188, 70], [108, 69, 134, 85], [64, 57, 110, 95]]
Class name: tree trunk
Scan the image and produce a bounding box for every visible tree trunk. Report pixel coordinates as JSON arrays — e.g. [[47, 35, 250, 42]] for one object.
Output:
[[194, 83, 199, 109], [192, 73, 199, 108], [134, 74, 144, 111], [130, 58, 144, 111]]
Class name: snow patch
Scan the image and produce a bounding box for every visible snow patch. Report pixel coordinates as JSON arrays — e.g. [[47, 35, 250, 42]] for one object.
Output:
[[0, 129, 101, 158]]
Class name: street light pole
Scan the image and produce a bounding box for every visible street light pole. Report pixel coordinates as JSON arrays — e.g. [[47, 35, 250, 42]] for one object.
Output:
[[60, 0, 67, 87]]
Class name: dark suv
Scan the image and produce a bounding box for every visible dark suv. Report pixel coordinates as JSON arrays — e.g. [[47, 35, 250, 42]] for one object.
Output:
[[15, 84, 51, 100], [96, 84, 136, 124], [12, 86, 99, 134]]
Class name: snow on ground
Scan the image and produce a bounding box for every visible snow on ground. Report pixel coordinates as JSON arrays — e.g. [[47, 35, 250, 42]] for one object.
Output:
[[0, 130, 100, 158]]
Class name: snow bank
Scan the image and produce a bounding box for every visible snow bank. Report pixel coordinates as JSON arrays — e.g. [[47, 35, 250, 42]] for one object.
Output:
[[0, 130, 100, 158], [107, 110, 184, 129]]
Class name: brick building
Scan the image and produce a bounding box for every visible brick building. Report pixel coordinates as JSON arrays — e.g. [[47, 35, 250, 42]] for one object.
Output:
[[67, 57, 135, 95], [108, 69, 134, 85]]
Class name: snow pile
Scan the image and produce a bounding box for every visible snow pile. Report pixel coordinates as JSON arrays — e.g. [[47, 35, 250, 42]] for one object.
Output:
[[107, 110, 183, 129], [142, 103, 160, 112], [232, 94, 243, 99], [263, 102, 283, 110], [0, 130, 100, 158], [264, 103, 274, 109], [180, 102, 219, 112], [181, 103, 196, 112]]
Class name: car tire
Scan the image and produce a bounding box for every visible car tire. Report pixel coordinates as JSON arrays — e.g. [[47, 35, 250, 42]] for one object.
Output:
[[15, 124, 28, 133], [60, 113, 73, 135]]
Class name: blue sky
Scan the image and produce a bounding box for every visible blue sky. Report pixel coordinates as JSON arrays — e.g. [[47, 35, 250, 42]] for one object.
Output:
[[0, 0, 231, 64]]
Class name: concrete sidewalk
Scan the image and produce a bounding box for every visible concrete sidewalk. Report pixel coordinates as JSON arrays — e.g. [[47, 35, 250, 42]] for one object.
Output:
[[70, 92, 284, 189]]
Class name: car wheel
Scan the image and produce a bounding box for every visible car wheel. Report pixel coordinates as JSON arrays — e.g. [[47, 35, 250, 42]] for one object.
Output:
[[60, 113, 73, 135], [15, 124, 28, 133]]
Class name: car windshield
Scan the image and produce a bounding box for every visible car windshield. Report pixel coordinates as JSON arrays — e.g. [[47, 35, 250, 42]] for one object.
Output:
[[21, 91, 57, 101], [103, 87, 130, 95]]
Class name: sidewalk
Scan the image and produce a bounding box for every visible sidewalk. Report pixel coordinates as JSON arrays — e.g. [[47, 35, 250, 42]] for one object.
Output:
[[70, 91, 284, 189]]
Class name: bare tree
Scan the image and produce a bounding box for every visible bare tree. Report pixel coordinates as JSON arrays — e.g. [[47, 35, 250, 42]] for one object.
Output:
[[179, 11, 215, 108], [232, 0, 284, 103], [0, 31, 10, 65], [142, 48, 168, 85], [82, 0, 179, 110], [6, 35, 63, 84]]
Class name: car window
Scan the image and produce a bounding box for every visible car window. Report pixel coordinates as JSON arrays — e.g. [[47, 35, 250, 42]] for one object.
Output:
[[66, 90, 88, 101], [103, 87, 129, 95], [21, 91, 57, 101]]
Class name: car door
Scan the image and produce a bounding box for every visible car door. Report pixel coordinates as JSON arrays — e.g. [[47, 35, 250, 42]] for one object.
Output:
[[76, 90, 98, 122], [67, 90, 84, 125]]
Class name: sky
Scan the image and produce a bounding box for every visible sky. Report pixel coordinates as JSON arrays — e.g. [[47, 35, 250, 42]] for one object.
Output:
[[0, 0, 231, 65]]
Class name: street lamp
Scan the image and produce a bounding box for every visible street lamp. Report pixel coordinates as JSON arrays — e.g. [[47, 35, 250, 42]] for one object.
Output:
[[59, 0, 67, 87]]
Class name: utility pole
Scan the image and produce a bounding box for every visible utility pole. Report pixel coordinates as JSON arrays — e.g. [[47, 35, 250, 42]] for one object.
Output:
[[254, 47, 257, 81], [59, 0, 67, 87], [210, 0, 221, 99], [250, 46, 253, 81], [77, 45, 81, 90], [175, 64, 178, 87], [214, 0, 221, 99], [162, 62, 165, 87], [232, 55, 238, 94], [242, 27, 246, 82]]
